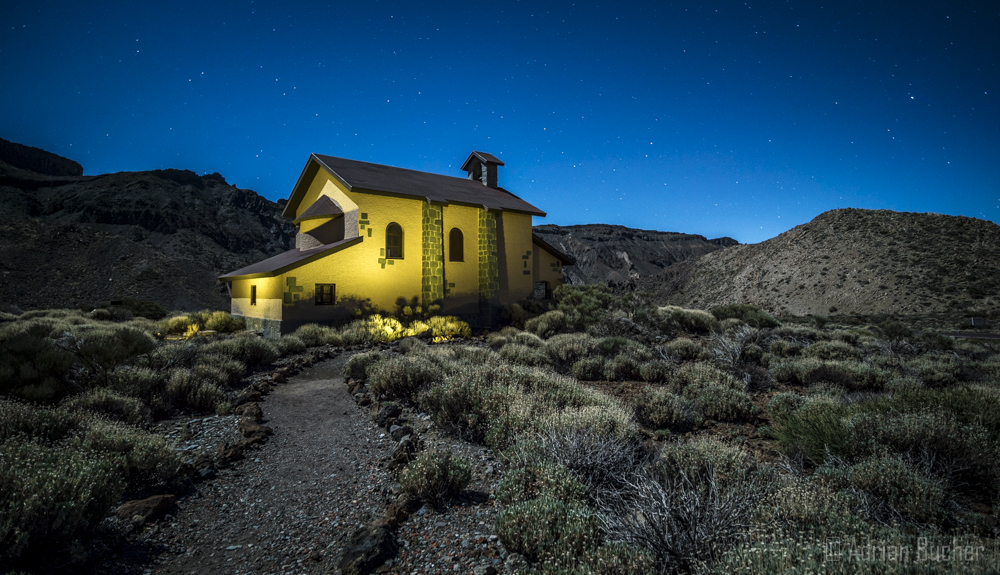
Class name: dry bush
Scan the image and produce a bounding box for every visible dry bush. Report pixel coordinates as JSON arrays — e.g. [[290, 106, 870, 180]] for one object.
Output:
[[655, 306, 718, 335], [367, 355, 444, 403], [400, 450, 471, 508], [633, 388, 702, 431], [638, 359, 675, 383], [525, 310, 567, 338], [658, 338, 707, 363], [802, 340, 859, 361], [573, 356, 607, 381], [544, 332, 601, 366], [60, 388, 151, 426], [495, 496, 602, 566], [496, 462, 588, 506], [499, 343, 553, 368]]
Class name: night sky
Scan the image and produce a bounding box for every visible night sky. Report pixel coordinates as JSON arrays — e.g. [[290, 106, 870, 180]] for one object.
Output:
[[2, 1, 997, 243]]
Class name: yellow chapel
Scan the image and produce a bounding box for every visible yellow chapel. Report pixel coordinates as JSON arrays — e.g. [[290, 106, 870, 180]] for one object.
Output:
[[219, 151, 573, 337]]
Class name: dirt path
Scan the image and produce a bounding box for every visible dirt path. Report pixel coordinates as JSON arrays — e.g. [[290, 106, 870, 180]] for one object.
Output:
[[148, 355, 397, 575]]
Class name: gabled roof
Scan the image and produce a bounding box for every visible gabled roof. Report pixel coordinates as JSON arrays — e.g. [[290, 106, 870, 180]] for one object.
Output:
[[219, 236, 363, 280], [293, 195, 343, 223], [282, 154, 544, 218], [532, 233, 576, 265]]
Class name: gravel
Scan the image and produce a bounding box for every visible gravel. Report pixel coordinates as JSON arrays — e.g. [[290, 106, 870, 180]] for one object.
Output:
[[133, 349, 510, 575]]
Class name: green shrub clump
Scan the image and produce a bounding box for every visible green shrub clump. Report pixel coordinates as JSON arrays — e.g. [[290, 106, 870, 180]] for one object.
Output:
[[399, 450, 472, 507], [495, 462, 588, 505], [495, 496, 602, 565], [344, 350, 384, 381], [572, 357, 606, 381], [683, 384, 758, 422], [710, 304, 780, 328], [499, 343, 552, 368], [60, 388, 151, 426], [659, 337, 707, 362], [525, 310, 567, 338], [201, 335, 278, 369], [634, 388, 702, 431], [656, 306, 718, 335], [367, 355, 443, 402]]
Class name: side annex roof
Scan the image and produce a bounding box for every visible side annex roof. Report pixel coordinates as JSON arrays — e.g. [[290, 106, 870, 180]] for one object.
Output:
[[218, 236, 363, 280]]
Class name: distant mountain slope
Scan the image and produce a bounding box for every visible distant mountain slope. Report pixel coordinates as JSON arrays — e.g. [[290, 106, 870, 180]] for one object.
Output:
[[532, 223, 737, 286], [645, 208, 1000, 317], [0, 136, 83, 176], [0, 158, 294, 311]]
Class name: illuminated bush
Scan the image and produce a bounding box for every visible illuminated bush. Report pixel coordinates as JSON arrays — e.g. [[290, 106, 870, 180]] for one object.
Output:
[[425, 315, 472, 339], [203, 311, 245, 333]]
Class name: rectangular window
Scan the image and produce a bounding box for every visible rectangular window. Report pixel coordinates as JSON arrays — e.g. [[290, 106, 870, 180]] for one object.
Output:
[[315, 283, 335, 305], [251, 285, 257, 305]]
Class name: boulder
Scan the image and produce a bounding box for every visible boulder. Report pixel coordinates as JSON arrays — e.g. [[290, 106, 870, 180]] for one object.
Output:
[[116, 494, 176, 524], [375, 403, 402, 427], [238, 418, 272, 439], [389, 425, 414, 442], [235, 402, 264, 422], [234, 389, 262, 407], [338, 522, 398, 575]]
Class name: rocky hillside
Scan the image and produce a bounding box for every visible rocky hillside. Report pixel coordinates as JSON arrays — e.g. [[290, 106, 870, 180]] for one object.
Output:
[[532, 223, 737, 286], [646, 208, 1000, 317], [0, 155, 294, 312]]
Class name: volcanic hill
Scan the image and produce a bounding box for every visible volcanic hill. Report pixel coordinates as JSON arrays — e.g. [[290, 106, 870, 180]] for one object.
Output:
[[532, 223, 737, 286], [0, 145, 294, 312], [645, 208, 1000, 318]]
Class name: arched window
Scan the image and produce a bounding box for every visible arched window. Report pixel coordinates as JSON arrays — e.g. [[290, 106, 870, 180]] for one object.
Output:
[[386, 223, 403, 259], [449, 228, 464, 262]]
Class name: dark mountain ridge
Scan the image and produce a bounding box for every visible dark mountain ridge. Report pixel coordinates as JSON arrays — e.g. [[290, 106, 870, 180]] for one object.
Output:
[[532, 223, 737, 286], [0, 153, 294, 312]]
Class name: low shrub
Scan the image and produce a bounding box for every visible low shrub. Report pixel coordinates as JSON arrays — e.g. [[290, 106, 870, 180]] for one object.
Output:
[[525, 310, 567, 338], [802, 340, 859, 361], [768, 339, 803, 357], [292, 323, 338, 347], [499, 343, 552, 368], [683, 384, 758, 422], [193, 353, 246, 387], [344, 350, 384, 381], [60, 388, 151, 426], [201, 335, 278, 369], [555, 284, 615, 332], [166, 369, 224, 412], [770, 357, 892, 391], [397, 337, 428, 354], [766, 392, 805, 424], [710, 304, 780, 328], [816, 455, 948, 524], [634, 388, 702, 431], [772, 397, 851, 463], [603, 352, 642, 381], [495, 462, 588, 505], [658, 436, 766, 485], [74, 418, 180, 484], [273, 335, 306, 356], [0, 438, 124, 559], [203, 311, 245, 333], [107, 366, 168, 412], [0, 398, 83, 443], [659, 338, 707, 362], [638, 360, 674, 383], [399, 450, 471, 507], [368, 355, 444, 402], [0, 320, 77, 401], [672, 362, 743, 392], [425, 315, 472, 339], [572, 357, 606, 381], [495, 497, 602, 565], [544, 333, 600, 365], [656, 305, 718, 335]]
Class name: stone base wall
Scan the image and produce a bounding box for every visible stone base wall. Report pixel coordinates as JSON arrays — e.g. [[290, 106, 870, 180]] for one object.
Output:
[[242, 316, 283, 340]]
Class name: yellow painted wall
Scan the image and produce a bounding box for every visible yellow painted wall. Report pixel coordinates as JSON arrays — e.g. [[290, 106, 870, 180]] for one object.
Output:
[[534, 245, 567, 289], [230, 277, 284, 320], [441, 204, 480, 304], [298, 169, 360, 239], [501, 212, 535, 303], [298, 216, 335, 234]]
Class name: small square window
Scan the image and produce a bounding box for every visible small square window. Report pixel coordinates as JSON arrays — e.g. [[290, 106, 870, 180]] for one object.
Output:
[[315, 283, 335, 305]]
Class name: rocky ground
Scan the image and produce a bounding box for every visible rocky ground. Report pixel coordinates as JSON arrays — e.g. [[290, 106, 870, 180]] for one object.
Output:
[[101, 346, 512, 575]]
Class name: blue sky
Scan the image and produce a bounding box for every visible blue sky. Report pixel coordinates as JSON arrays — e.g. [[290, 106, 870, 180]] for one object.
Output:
[[2, 0, 996, 243]]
